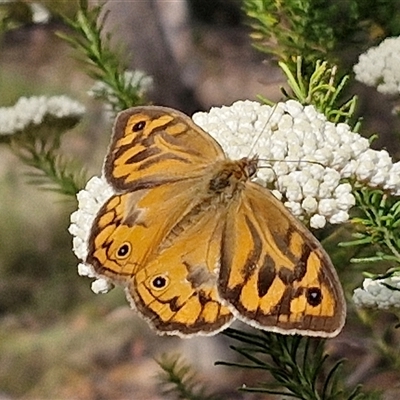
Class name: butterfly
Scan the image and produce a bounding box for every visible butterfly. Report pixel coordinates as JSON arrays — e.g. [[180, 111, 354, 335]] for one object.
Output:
[[86, 105, 346, 337]]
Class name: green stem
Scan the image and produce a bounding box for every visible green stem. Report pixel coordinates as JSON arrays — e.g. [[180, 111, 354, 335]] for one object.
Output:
[[11, 139, 86, 197]]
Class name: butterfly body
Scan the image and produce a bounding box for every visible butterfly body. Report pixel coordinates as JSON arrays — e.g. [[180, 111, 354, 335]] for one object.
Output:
[[86, 106, 346, 337]]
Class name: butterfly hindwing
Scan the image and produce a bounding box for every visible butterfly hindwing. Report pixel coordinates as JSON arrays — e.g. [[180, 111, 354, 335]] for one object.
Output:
[[127, 200, 234, 336]]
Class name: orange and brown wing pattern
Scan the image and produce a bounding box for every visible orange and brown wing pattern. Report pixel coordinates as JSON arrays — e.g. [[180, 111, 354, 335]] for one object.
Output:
[[87, 178, 214, 283], [218, 182, 346, 337], [105, 106, 225, 192], [87, 193, 137, 282], [128, 204, 234, 336]]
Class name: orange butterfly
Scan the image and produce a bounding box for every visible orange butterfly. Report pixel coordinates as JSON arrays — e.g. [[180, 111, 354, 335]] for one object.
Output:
[[86, 106, 346, 337]]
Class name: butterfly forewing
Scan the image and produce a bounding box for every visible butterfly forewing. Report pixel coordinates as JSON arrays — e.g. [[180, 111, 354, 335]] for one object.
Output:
[[105, 106, 225, 192], [218, 182, 346, 337], [87, 177, 218, 282]]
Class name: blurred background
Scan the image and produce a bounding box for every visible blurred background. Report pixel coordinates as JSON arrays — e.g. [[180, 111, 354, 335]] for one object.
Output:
[[1, 1, 400, 399]]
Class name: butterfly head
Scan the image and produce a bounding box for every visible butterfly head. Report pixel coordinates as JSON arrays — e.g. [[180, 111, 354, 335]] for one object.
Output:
[[240, 156, 258, 179]]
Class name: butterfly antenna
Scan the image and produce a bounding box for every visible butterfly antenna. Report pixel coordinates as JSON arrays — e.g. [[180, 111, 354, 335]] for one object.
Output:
[[247, 103, 279, 158]]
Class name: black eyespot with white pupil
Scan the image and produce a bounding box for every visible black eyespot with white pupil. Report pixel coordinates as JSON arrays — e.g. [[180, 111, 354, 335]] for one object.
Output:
[[306, 287, 322, 307], [132, 120, 146, 131], [116, 243, 131, 259], [151, 275, 168, 290]]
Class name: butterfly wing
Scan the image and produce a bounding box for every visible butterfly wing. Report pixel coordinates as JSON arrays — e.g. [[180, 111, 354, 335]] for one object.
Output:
[[88, 178, 213, 282], [218, 182, 346, 337], [127, 204, 233, 336], [105, 106, 225, 192], [87, 177, 233, 336]]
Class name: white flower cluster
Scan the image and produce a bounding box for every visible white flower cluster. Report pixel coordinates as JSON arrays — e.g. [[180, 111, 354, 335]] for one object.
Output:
[[353, 274, 400, 309], [354, 36, 400, 95], [69, 176, 114, 294], [88, 70, 153, 105], [193, 100, 400, 228], [0, 95, 85, 136]]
